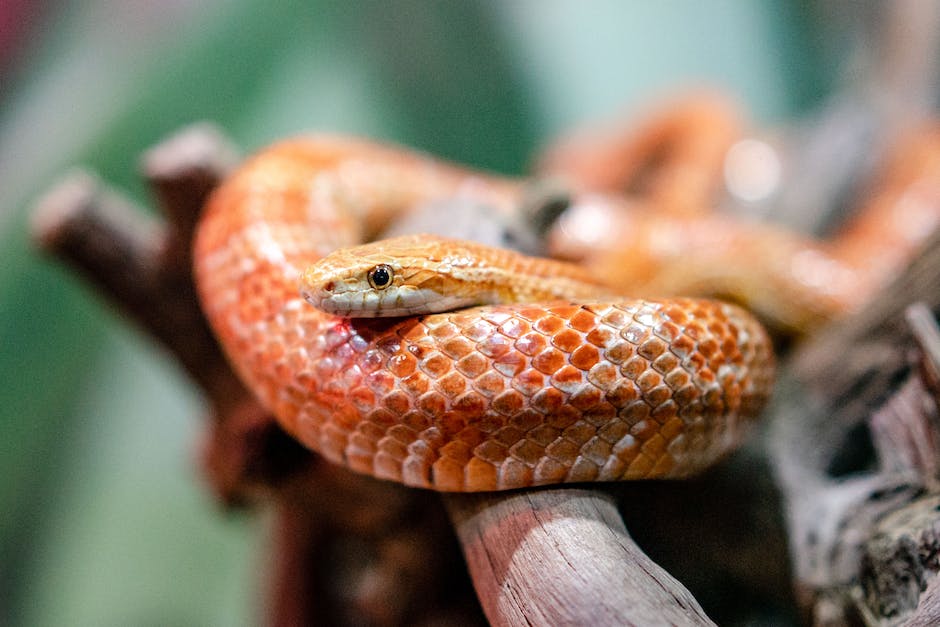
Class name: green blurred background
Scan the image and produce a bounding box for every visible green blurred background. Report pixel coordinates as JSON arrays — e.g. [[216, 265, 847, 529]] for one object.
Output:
[[1, 1, 833, 624]]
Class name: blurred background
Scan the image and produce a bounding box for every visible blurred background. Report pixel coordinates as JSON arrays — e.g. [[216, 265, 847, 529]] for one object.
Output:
[[1, 1, 933, 625]]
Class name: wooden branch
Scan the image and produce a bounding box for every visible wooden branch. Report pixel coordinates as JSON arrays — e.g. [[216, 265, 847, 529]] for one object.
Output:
[[446, 488, 713, 626], [771, 226, 940, 623]]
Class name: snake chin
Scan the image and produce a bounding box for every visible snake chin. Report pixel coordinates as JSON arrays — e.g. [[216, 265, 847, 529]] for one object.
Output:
[[302, 281, 479, 318]]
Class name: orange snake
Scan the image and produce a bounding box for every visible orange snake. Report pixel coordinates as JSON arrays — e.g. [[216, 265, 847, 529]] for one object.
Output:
[[194, 136, 775, 491]]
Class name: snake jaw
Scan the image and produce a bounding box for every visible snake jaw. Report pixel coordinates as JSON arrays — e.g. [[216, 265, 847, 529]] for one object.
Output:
[[301, 260, 481, 317]]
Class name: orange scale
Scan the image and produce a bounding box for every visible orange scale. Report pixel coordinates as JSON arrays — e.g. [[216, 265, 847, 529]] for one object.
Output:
[[569, 385, 604, 411], [516, 306, 547, 322], [379, 431, 412, 457], [512, 369, 545, 396], [527, 424, 561, 447], [600, 309, 629, 328], [472, 371, 505, 398], [507, 408, 543, 432], [652, 352, 679, 374], [587, 361, 617, 388], [348, 386, 376, 413], [568, 308, 599, 332], [497, 317, 528, 339], [599, 456, 628, 481], [365, 370, 396, 395], [638, 337, 667, 360], [515, 332, 548, 356], [535, 315, 566, 335], [452, 390, 486, 414], [492, 389, 524, 415], [474, 412, 505, 434], [439, 438, 474, 464], [567, 458, 600, 483], [464, 458, 498, 491], [402, 410, 430, 432], [636, 370, 662, 392], [621, 400, 652, 425], [462, 319, 497, 342], [397, 320, 428, 342], [533, 348, 566, 375], [429, 321, 459, 341], [509, 438, 544, 465], [419, 352, 452, 378], [546, 438, 580, 462], [498, 459, 534, 489], [345, 448, 377, 476], [531, 386, 565, 413], [660, 416, 685, 441], [474, 439, 509, 464], [651, 399, 678, 423], [417, 391, 447, 416], [438, 412, 468, 437], [640, 433, 667, 458], [456, 352, 489, 378], [583, 405, 617, 426], [399, 372, 430, 396], [401, 456, 433, 488], [580, 436, 613, 466], [360, 349, 386, 372], [533, 457, 568, 484], [454, 426, 486, 450], [650, 453, 676, 477], [625, 453, 654, 479], [442, 336, 474, 360], [550, 365, 584, 393], [545, 406, 580, 430], [373, 452, 403, 483], [645, 384, 672, 407], [662, 303, 690, 325], [387, 352, 417, 377], [382, 390, 412, 414], [606, 341, 635, 365], [481, 310, 513, 326], [621, 357, 648, 380], [418, 426, 446, 448], [493, 351, 526, 377], [435, 371, 467, 398], [562, 420, 596, 444], [477, 333, 513, 358], [570, 344, 600, 370], [599, 419, 630, 445], [586, 326, 615, 348], [551, 328, 583, 353], [494, 425, 525, 446]]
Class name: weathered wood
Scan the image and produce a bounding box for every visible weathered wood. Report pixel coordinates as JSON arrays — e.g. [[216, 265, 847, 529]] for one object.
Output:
[[771, 228, 940, 624], [446, 488, 714, 627], [791, 227, 940, 432]]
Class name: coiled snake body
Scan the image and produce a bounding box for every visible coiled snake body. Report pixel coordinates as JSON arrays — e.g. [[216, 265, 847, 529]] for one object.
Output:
[[194, 136, 775, 491]]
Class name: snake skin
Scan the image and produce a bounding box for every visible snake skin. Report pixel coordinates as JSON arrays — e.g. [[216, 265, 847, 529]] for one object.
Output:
[[194, 137, 775, 491]]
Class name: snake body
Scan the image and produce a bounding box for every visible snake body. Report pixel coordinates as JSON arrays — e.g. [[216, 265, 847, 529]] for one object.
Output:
[[194, 136, 775, 491]]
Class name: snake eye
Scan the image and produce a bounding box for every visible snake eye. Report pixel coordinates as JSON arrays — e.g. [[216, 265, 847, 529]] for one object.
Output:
[[367, 264, 393, 290]]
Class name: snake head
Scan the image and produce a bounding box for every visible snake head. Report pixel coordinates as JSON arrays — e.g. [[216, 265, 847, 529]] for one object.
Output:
[[300, 234, 485, 317]]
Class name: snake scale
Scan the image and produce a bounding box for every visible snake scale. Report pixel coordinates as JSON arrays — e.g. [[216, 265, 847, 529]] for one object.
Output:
[[194, 136, 775, 492]]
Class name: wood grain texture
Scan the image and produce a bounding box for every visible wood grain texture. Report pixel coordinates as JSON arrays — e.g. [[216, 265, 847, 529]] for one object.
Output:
[[447, 488, 714, 626]]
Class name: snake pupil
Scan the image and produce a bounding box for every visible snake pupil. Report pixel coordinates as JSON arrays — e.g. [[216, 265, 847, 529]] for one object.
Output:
[[368, 264, 393, 289]]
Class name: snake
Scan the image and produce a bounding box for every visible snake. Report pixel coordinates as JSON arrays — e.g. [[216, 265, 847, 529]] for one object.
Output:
[[193, 135, 776, 492]]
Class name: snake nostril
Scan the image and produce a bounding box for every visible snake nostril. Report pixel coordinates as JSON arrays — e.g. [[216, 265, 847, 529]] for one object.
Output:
[[324, 281, 335, 292]]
